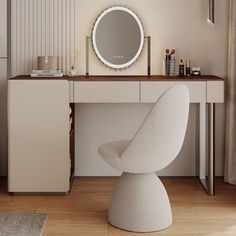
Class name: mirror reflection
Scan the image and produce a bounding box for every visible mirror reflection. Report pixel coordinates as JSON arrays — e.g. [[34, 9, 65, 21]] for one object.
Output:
[[92, 6, 144, 69]]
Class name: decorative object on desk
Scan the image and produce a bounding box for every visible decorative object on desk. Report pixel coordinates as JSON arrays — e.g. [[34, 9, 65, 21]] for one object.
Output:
[[91, 6, 144, 70], [163, 49, 176, 76], [38, 56, 58, 70], [31, 56, 63, 77], [68, 66, 77, 77], [179, 59, 185, 76], [186, 60, 191, 76], [191, 67, 201, 76], [31, 70, 63, 77]]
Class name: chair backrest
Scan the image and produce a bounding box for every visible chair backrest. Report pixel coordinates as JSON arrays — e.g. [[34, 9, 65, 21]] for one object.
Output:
[[120, 85, 190, 173]]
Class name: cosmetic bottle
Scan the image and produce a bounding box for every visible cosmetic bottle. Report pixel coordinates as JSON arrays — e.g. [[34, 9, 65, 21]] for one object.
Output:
[[68, 66, 77, 77], [179, 59, 184, 76], [186, 60, 191, 77]]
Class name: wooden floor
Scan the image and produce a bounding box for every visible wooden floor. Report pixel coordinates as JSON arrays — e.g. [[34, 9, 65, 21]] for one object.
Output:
[[0, 177, 236, 236]]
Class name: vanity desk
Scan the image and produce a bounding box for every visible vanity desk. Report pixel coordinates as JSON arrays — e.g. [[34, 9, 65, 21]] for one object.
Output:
[[8, 75, 224, 195]]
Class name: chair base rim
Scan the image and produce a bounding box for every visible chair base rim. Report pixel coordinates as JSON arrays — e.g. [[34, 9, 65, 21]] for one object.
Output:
[[108, 172, 172, 233]]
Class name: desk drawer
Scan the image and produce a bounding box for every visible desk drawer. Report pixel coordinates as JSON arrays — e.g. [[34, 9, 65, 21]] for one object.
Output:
[[207, 81, 224, 103], [74, 81, 139, 103], [141, 81, 206, 103]]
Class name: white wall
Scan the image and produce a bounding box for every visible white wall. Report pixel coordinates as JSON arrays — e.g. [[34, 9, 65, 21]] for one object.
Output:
[[10, 0, 229, 176], [75, 0, 228, 176], [76, 104, 199, 176]]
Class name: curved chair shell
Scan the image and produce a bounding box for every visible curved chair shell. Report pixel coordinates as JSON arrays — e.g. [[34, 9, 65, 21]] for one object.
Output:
[[98, 85, 190, 232], [120, 85, 189, 173]]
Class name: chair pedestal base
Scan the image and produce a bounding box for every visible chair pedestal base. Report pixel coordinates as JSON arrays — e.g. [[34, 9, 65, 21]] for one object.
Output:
[[109, 172, 172, 232]]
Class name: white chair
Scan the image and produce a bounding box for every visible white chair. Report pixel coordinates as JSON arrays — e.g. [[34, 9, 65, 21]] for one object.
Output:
[[98, 85, 190, 232]]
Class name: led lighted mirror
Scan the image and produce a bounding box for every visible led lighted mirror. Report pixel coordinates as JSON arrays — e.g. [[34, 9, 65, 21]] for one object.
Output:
[[92, 6, 144, 69]]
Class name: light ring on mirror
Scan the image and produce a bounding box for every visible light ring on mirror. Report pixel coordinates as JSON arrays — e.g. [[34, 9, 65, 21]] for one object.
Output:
[[92, 6, 144, 69]]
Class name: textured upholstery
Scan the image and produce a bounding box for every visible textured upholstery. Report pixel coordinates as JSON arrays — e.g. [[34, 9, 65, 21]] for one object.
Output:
[[108, 173, 172, 232], [98, 85, 190, 232], [99, 85, 190, 173], [121, 85, 189, 173], [98, 140, 130, 171]]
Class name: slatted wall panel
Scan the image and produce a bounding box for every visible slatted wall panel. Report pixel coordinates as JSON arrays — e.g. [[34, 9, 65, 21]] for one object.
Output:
[[11, 0, 76, 76]]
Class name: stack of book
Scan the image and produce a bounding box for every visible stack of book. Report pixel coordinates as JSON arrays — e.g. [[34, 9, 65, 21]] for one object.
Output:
[[31, 70, 63, 77]]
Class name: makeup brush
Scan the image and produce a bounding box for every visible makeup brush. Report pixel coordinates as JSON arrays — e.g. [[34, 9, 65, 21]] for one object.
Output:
[[165, 49, 169, 60], [170, 49, 176, 55], [170, 49, 176, 60]]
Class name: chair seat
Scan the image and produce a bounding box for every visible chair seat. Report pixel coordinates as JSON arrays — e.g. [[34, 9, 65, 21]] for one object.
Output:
[[98, 140, 130, 171]]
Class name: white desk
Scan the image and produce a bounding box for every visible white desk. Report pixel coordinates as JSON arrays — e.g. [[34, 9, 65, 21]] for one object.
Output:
[[8, 75, 224, 195]]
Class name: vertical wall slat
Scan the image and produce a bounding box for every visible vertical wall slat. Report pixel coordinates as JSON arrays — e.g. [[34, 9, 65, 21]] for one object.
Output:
[[45, 0, 50, 55], [49, 0, 54, 56], [11, 0, 16, 76], [11, 0, 74, 76], [66, 0, 70, 72], [53, 0, 58, 58], [37, 0, 42, 57], [28, 0, 32, 72], [24, 0, 29, 74], [41, 0, 46, 56], [33, 0, 37, 69], [61, 0, 65, 74]]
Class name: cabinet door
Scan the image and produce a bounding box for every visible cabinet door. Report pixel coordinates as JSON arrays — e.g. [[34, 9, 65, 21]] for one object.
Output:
[[8, 80, 70, 192], [0, 59, 7, 175], [0, 0, 7, 57]]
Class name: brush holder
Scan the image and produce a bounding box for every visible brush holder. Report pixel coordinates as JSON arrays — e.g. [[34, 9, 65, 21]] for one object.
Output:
[[163, 58, 176, 76]]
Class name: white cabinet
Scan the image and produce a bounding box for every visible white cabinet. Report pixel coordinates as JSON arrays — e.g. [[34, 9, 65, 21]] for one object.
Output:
[[0, 0, 7, 57], [74, 81, 140, 103], [8, 80, 71, 193], [141, 81, 207, 103]]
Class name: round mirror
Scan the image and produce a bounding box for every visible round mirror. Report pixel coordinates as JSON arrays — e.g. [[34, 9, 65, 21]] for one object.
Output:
[[92, 6, 144, 69]]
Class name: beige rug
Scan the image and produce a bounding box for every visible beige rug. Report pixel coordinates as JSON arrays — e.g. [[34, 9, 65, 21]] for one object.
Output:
[[0, 214, 47, 236]]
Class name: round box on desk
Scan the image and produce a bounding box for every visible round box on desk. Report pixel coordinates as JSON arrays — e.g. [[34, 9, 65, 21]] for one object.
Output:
[[38, 56, 58, 70]]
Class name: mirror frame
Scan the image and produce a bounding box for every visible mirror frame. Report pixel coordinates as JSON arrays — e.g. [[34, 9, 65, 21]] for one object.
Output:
[[92, 6, 145, 69]]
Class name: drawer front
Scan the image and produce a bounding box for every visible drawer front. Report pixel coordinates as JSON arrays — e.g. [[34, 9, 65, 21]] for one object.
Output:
[[69, 81, 74, 103], [207, 81, 224, 103], [141, 81, 207, 103], [74, 81, 140, 103]]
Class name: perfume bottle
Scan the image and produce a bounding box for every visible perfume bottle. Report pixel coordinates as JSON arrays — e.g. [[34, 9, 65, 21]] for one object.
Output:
[[186, 60, 191, 77], [179, 59, 184, 76], [68, 66, 77, 77]]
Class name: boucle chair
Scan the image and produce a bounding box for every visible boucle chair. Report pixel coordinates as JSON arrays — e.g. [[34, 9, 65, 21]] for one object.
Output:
[[98, 85, 190, 232]]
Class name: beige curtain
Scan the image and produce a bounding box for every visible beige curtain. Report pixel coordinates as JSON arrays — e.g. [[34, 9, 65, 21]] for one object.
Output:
[[225, 0, 236, 185]]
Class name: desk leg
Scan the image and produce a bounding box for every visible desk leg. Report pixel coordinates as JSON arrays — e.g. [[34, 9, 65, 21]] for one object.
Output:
[[199, 103, 207, 188], [207, 103, 215, 195], [199, 103, 215, 195]]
